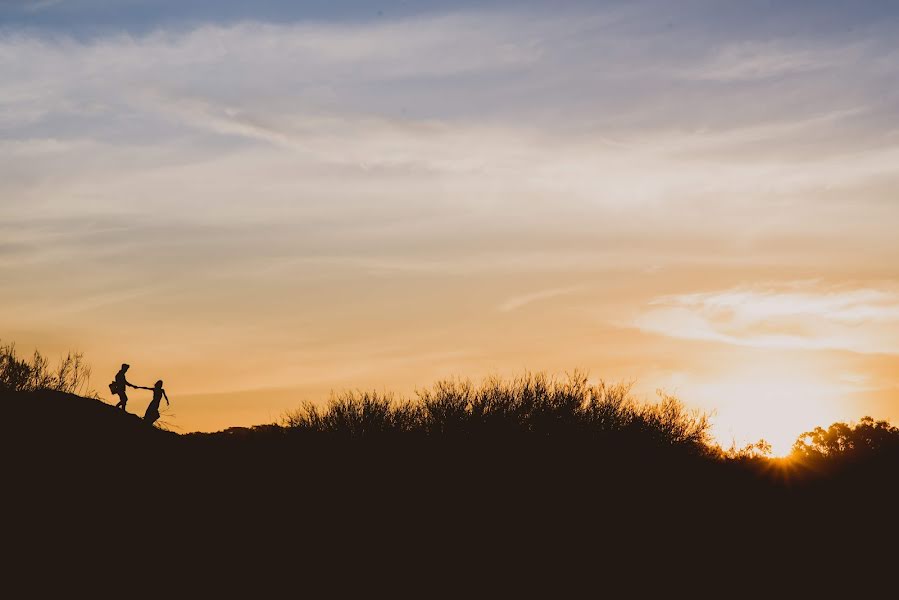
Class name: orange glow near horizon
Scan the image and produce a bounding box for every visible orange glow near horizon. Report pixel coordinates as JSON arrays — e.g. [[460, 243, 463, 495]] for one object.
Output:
[[4, 331, 886, 456], [4, 274, 898, 450], [682, 365, 846, 456]]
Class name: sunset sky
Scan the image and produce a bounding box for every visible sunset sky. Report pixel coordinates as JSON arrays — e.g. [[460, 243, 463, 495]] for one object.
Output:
[[2, 0, 898, 454]]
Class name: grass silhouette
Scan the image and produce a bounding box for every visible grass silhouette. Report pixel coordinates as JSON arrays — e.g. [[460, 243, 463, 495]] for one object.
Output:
[[281, 373, 711, 451]]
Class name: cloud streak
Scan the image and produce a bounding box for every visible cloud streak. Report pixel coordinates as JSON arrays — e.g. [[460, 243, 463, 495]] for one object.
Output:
[[498, 285, 585, 312], [635, 283, 899, 355]]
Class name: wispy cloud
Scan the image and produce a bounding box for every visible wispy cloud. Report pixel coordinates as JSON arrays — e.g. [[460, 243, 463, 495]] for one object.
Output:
[[498, 285, 585, 312], [677, 40, 859, 81], [634, 283, 899, 355]]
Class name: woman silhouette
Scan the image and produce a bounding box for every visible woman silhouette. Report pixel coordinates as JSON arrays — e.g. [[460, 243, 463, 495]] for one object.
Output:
[[139, 380, 170, 426]]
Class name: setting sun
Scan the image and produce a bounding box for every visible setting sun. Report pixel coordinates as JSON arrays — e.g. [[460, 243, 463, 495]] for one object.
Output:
[[689, 365, 846, 456]]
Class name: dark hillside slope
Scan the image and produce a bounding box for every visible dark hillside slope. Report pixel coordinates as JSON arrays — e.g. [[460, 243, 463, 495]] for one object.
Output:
[[5, 387, 896, 506], [3, 389, 175, 454], [4, 387, 897, 583]]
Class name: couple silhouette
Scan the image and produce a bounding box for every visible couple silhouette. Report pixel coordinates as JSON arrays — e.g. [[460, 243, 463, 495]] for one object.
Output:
[[111, 363, 170, 426]]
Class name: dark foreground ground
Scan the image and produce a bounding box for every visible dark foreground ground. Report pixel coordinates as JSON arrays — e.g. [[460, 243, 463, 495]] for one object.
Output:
[[4, 389, 897, 593]]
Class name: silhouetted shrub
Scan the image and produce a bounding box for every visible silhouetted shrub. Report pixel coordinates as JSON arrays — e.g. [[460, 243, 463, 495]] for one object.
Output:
[[629, 392, 712, 448], [723, 439, 773, 460], [284, 390, 423, 437], [0, 341, 93, 396]]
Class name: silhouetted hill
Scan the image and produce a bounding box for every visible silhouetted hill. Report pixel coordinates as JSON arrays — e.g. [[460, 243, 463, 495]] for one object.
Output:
[[4, 389, 174, 447], [5, 385, 897, 590], [6, 386, 896, 494]]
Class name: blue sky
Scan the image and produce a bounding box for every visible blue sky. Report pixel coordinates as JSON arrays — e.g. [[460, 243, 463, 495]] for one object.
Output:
[[2, 0, 518, 32], [3, 1, 898, 36]]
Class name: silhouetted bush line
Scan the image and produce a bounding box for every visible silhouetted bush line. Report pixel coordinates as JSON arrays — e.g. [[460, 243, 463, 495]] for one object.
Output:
[[280, 373, 712, 454], [0, 340, 93, 396], [256, 373, 899, 467]]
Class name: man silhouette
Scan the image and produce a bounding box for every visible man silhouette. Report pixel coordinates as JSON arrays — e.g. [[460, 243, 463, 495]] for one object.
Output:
[[113, 363, 137, 411]]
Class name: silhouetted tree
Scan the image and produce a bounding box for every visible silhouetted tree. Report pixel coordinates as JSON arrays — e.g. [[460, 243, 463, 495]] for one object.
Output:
[[791, 417, 899, 460]]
